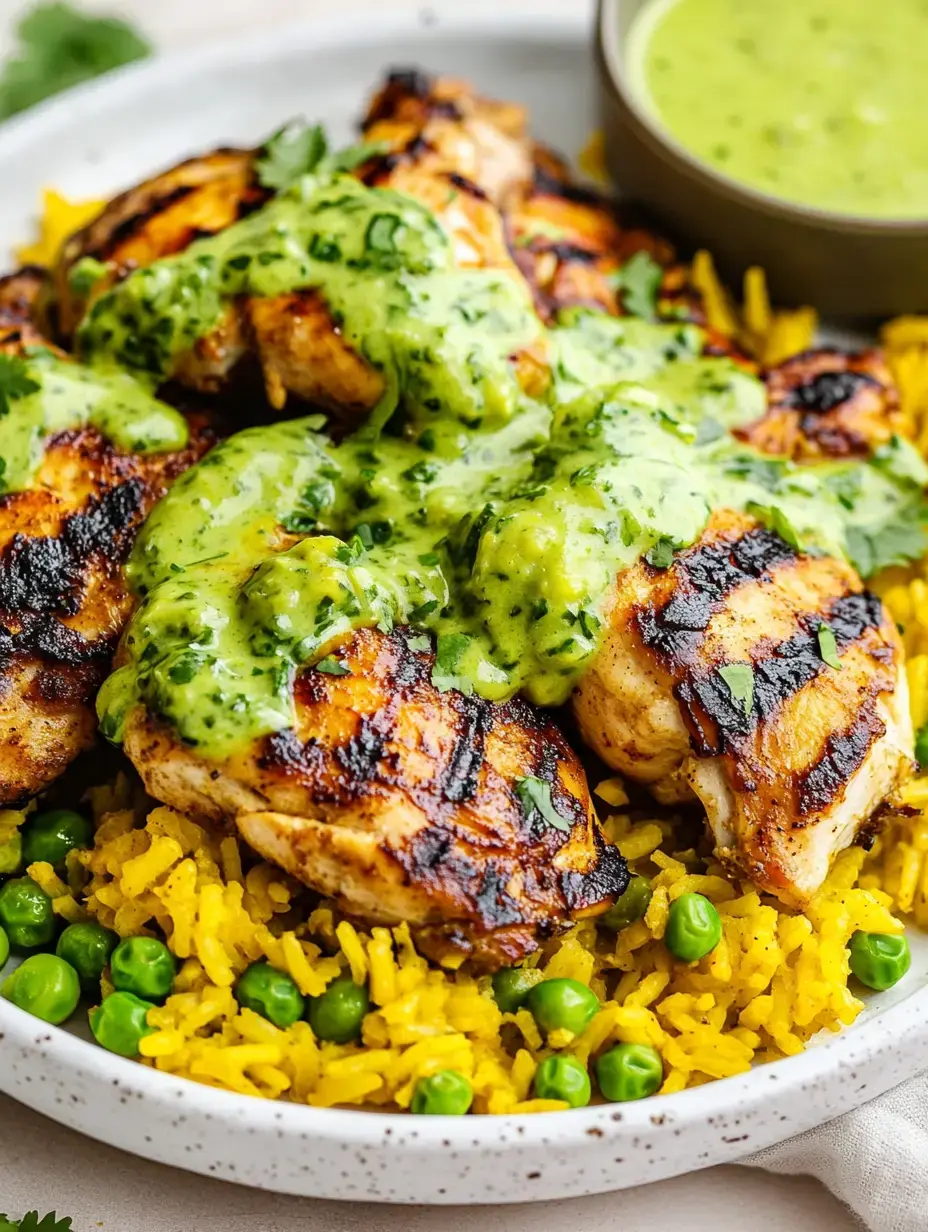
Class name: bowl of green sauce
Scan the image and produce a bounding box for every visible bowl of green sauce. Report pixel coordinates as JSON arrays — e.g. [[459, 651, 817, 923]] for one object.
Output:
[[596, 0, 928, 317]]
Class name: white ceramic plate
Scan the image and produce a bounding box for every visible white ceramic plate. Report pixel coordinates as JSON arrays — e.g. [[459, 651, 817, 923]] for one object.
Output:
[[0, 0, 927, 1205]]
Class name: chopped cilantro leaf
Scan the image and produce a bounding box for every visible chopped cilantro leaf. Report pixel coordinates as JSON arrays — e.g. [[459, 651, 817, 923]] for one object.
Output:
[[0, 3, 149, 121], [610, 251, 663, 320], [872, 434, 928, 489], [514, 775, 572, 834], [256, 120, 328, 190], [0, 354, 39, 417], [745, 501, 802, 549], [718, 662, 754, 715], [431, 632, 473, 694], [406, 634, 432, 653], [846, 508, 928, 577], [315, 656, 350, 676], [694, 417, 726, 446], [67, 255, 107, 296], [817, 624, 842, 670], [645, 535, 676, 569], [328, 140, 391, 173]]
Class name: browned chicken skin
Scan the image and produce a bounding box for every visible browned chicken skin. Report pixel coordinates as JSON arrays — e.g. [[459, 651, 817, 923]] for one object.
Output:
[[0, 270, 214, 803], [749, 348, 904, 460], [121, 626, 627, 969]]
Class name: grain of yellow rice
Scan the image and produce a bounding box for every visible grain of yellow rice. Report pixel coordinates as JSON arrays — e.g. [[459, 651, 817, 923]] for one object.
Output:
[[12, 191, 928, 1112]]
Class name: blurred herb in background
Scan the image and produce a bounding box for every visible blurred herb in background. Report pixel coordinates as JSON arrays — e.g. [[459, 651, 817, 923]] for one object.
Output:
[[0, 2, 151, 120], [0, 1214, 73, 1231]]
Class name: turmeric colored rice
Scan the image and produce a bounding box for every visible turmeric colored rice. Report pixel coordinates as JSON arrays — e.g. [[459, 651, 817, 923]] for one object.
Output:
[[6, 198, 928, 1114]]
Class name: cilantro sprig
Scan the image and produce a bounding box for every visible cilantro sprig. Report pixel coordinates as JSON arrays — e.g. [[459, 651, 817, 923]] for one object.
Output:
[[255, 119, 390, 191], [0, 1214, 73, 1232], [0, 3, 150, 121]]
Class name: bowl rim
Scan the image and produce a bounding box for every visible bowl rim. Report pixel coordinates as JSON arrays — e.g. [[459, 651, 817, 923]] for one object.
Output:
[[0, 0, 926, 1163], [596, 0, 928, 235]]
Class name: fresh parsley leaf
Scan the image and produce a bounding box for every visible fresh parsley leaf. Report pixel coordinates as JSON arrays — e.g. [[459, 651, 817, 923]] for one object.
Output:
[[405, 633, 432, 653], [718, 662, 754, 716], [645, 535, 676, 569], [430, 632, 473, 694], [315, 656, 350, 676], [256, 120, 328, 190], [0, 3, 149, 121], [514, 775, 572, 834], [610, 250, 662, 320], [817, 624, 842, 670], [0, 354, 39, 416]]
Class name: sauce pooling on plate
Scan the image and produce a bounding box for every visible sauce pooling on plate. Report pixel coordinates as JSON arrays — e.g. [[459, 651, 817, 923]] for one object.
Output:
[[630, 0, 928, 218]]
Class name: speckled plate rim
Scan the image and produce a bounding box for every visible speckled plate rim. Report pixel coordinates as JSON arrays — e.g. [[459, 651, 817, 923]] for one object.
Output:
[[0, 0, 927, 1203]]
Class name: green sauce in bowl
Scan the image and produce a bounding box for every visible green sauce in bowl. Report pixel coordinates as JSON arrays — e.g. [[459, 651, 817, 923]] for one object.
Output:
[[629, 0, 928, 218]]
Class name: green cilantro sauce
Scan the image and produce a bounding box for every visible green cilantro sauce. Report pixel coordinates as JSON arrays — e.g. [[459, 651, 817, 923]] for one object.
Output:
[[77, 173, 544, 433], [0, 349, 188, 492], [92, 228, 928, 756], [630, 0, 928, 218], [14, 157, 906, 758]]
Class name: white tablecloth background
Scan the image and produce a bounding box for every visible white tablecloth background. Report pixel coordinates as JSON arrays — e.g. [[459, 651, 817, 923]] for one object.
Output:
[[0, 0, 865, 1226]]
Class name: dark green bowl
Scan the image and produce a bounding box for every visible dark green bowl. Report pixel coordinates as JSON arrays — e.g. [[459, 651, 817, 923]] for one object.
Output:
[[596, 0, 928, 319]]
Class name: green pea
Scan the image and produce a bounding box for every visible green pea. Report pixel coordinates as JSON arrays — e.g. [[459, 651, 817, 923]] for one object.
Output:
[[306, 975, 369, 1043], [596, 1043, 664, 1102], [532, 1054, 591, 1107], [2, 953, 80, 1025], [848, 930, 911, 991], [491, 966, 543, 1014], [0, 831, 21, 877], [0, 925, 9, 971], [89, 991, 156, 1058], [525, 978, 599, 1037], [21, 809, 93, 869], [599, 875, 653, 932], [0, 876, 55, 951], [110, 935, 176, 1002], [664, 892, 722, 962], [56, 922, 118, 993], [236, 960, 305, 1028], [411, 1069, 474, 1115]]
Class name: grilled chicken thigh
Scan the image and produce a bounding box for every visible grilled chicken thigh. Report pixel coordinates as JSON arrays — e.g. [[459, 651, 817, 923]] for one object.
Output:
[[54, 73, 543, 418], [120, 626, 627, 969], [573, 511, 912, 904], [46, 69, 914, 915], [0, 271, 213, 803]]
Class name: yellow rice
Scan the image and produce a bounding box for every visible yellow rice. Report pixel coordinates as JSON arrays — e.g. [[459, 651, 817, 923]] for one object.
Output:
[[9, 192, 928, 1113]]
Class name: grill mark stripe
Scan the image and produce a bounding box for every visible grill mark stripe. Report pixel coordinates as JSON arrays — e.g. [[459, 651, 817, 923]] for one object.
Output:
[[794, 704, 887, 818], [637, 527, 798, 667], [676, 590, 888, 757], [441, 693, 491, 803], [0, 477, 146, 619]]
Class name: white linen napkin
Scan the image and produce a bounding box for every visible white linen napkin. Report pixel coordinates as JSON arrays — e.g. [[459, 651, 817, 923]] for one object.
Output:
[[744, 1073, 928, 1231]]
